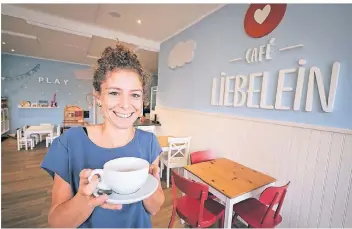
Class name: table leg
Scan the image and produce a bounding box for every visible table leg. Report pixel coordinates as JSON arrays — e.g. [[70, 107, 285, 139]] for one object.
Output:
[[180, 219, 185, 225], [224, 198, 234, 228], [50, 131, 54, 147], [183, 169, 188, 179], [24, 131, 28, 150]]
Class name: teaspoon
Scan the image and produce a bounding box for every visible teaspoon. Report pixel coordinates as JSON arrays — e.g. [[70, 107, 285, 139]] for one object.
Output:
[[97, 189, 113, 195]]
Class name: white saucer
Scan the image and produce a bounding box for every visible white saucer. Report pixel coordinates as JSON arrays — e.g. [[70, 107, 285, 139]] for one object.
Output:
[[93, 174, 158, 205]]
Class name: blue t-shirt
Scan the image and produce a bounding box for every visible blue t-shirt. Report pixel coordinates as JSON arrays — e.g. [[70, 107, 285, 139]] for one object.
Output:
[[40, 127, 162, 228]]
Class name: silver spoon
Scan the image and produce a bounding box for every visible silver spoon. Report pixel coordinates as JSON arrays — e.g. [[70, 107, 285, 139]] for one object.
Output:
[[97, 189, 113, 195], [94, 174, 113, 195]]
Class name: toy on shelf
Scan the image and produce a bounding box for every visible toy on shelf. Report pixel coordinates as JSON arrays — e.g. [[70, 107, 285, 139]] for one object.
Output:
[[20, 101, 31, 107], [63, 105, 88, 129], [38, 100, 49, 107], [50, 93, 58, 107]]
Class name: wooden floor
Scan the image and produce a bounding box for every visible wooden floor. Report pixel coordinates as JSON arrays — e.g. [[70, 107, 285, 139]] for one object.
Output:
[[1, 137, 184, 228]]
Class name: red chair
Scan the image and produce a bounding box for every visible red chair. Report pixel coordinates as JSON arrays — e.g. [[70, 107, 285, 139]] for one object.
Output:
[[190, 150, 216, 164], [189, 150, 217, 200], [232, 182, 290, 228], [168, 170, 225, 228]]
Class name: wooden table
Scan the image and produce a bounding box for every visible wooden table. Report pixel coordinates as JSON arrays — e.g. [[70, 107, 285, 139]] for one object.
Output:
[[24, 125, 54, 150], [157, 135, 172, 149], [184, 158, 276, 228], [134, 118, 161, 127]]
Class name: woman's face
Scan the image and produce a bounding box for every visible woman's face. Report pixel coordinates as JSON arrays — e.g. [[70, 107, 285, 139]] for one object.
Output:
[[98, 69, 143, 129]]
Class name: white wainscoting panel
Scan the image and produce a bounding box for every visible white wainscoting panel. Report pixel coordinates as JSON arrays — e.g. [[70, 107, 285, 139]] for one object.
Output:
[[155, 106, 352, 228]]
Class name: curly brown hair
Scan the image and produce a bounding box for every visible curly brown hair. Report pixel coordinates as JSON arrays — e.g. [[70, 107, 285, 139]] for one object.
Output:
[[93, 42, 152, 103]]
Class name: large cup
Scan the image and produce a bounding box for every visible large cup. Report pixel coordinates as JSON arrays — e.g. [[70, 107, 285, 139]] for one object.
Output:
[[88, 157, 150, 195]]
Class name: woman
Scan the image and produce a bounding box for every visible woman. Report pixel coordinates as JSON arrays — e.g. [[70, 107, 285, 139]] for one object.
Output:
[[41, 43, 165, 228]]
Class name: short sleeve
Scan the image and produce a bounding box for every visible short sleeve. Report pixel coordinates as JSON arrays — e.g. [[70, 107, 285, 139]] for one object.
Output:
[[40, 136, 70, 184], [150, 134, 162, 164]]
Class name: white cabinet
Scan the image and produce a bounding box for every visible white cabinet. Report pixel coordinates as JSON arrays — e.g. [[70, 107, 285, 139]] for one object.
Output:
[[1, 108, 10, 135]]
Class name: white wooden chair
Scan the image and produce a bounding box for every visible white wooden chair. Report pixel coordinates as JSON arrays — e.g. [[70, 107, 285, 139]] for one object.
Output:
[[23, 125, 39, 145], [17, 129, 34, 151], [137, 126, 156, 134], [46, 125, 61, 147], [160, 136, 192, 188]]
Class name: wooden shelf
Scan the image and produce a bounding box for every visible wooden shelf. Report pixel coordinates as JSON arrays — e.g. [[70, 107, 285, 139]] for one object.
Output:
[[18, 106, 60, 109]]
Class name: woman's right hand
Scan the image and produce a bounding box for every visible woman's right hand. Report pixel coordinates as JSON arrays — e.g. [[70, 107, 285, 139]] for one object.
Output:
[[78, 169, 122, 210]]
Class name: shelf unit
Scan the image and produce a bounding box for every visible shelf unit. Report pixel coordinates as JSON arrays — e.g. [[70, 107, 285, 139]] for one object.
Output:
[[1, 98, 10, 135], [18, 106, 60, 109]]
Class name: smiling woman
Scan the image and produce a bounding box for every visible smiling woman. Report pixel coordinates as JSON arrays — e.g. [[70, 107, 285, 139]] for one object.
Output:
[[40, 43, 164, 228], [97, 69, 144, 128]]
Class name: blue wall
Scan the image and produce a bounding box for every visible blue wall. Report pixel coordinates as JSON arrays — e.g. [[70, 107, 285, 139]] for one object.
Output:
[[1, 54, 93, 133], [158, 4, 352, 129]]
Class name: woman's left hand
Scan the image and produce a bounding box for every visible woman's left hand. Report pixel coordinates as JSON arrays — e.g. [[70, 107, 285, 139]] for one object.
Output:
[[143, 159, 165, 215], [149, 164, 160, 180]]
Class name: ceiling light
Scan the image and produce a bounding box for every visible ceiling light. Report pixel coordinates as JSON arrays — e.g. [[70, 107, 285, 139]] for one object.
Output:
[[2, 42, 5, 45], [137, 20, 142, 24], [11, 49, 14, 52]]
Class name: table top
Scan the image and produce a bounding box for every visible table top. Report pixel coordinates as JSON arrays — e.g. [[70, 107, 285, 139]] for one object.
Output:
[[157, 135, 172, 148], [134, 118, 161, 126], [184, 158, 276, 199], [62, 121, 88, 127], [26, 125, 54, 131]]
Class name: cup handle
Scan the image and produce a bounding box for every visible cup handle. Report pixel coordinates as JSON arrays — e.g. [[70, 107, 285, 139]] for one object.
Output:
[[88, 169, 103, 182], [88, 169, 110, 190]]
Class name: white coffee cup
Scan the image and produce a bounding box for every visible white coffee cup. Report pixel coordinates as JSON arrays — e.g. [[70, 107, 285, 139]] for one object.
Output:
[[88, 157, 150, 195]]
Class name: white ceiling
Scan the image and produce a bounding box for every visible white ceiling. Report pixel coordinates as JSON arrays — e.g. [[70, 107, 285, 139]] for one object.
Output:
[[1, 3, 224, 72]]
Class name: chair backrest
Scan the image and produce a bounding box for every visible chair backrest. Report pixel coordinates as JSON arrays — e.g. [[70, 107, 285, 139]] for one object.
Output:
[[190, 150, 216, 164], [171, 170, 208, 224], [16, 129, 22, 141], [167, 137, 191, 164], [171, 169, 208, 199], [259, 181, 290, 223]]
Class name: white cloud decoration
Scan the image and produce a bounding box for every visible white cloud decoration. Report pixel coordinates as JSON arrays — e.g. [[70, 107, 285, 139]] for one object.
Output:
[[168, 40, 197, 69]]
